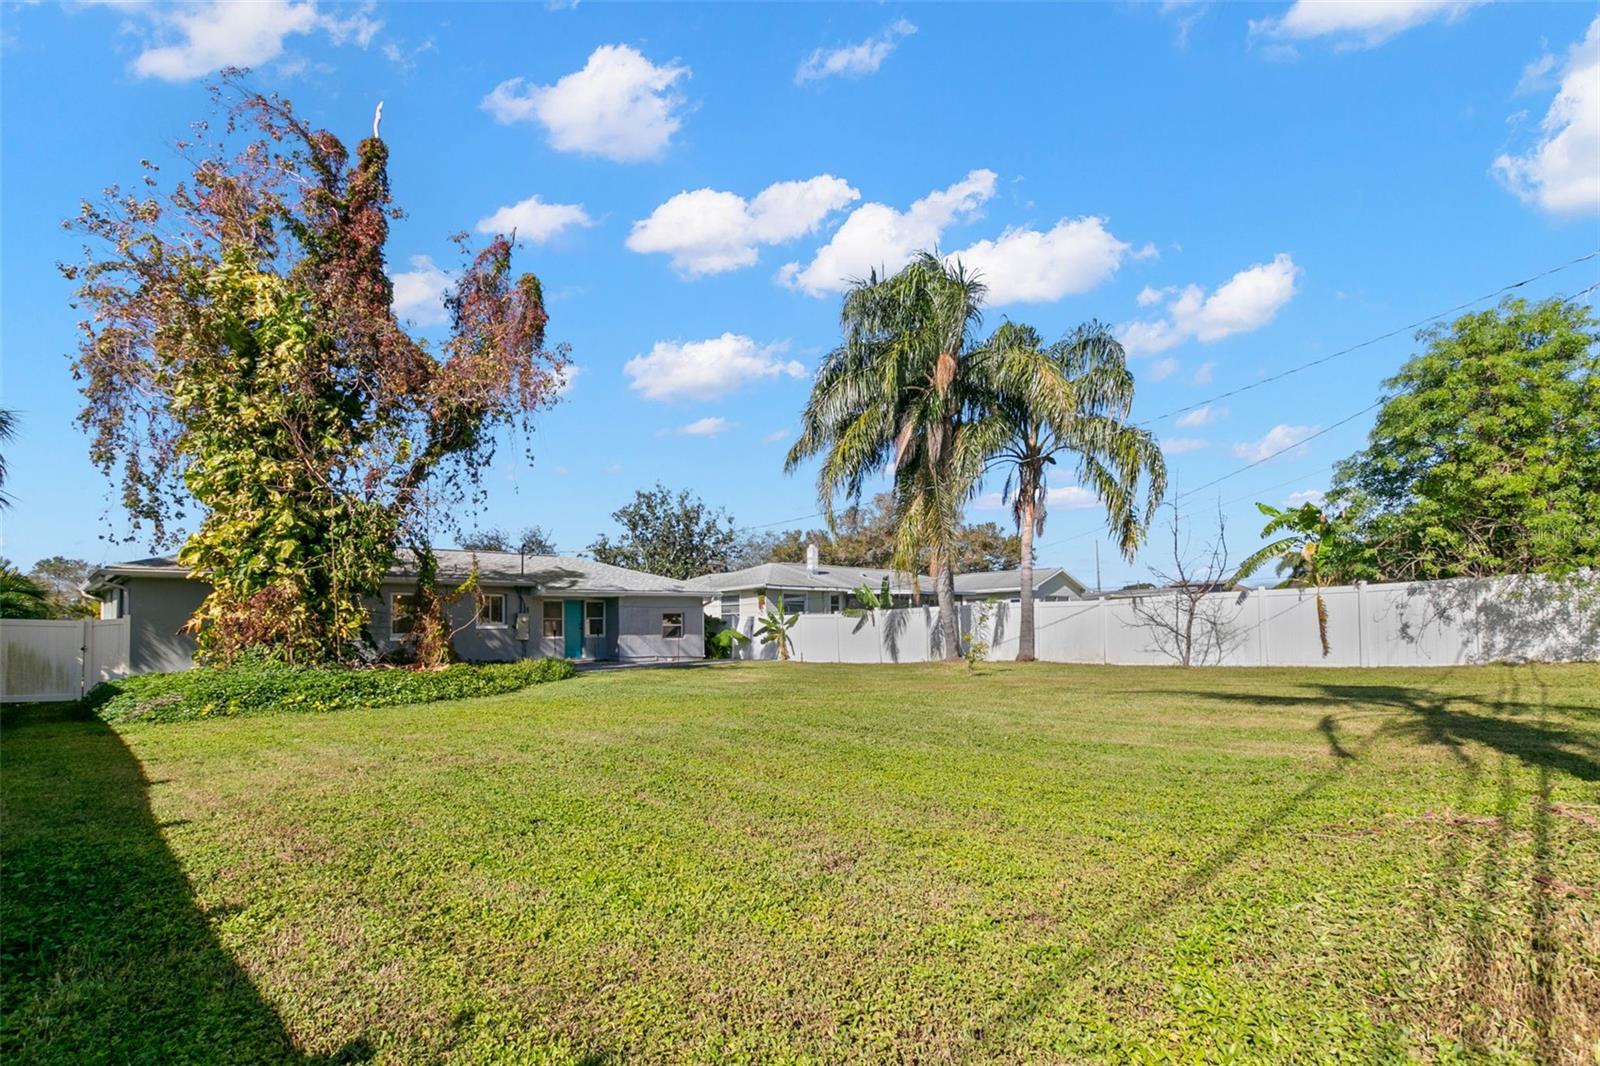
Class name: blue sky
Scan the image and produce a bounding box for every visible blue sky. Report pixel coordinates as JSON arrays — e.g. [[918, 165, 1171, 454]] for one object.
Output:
[[2, 0, 1597, 589]]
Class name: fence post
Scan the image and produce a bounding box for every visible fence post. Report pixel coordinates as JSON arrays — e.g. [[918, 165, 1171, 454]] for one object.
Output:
[[1355, 581, 1368, 667], [79, 618, 94, 698], [1100, 599, 1109, 664], [1259, 591, 1270, 666]]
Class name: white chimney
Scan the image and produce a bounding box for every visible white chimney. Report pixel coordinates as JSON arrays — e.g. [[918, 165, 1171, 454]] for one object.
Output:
[[805, 543, 820, 574]]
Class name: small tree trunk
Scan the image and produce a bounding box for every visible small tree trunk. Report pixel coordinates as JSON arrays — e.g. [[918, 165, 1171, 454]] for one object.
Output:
[[1017, 497, 1037, 662], [936, 554, 962, 661]]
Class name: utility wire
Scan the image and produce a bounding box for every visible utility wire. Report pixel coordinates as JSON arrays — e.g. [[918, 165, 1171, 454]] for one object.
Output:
[[1135, 249, 1600, 429], [567, 258, 1600, 553], [1171, 401, 1384, 501]]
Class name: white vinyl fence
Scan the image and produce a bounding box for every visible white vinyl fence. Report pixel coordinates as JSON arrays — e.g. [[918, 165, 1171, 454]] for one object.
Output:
[[732, 574, 1598, 667], [0, 619, 130, 703]]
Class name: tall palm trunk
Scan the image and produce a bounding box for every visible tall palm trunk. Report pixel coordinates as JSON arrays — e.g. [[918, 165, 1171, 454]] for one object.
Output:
[[1016, 493, 1037, 661], [934, 554, 961, 660]]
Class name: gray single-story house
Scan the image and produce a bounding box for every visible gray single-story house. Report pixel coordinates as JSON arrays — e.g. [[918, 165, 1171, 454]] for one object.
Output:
[[86, 550, 705, 674], [685, 546, 1086, 635]]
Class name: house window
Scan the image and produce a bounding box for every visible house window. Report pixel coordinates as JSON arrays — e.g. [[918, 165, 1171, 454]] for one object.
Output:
[[721, 607, 740, 631], [662, 611, 684, 639], [780, 593, 808, 614], [826, 592, 844, 614], [477, 593, 507, 628], [391, 593, 419, 639], [585, 600, 605, 637], [541, 600, 563, 638]]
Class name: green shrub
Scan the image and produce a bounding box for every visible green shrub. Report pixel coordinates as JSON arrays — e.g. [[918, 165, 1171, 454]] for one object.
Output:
[[83, 657, 576, 724]]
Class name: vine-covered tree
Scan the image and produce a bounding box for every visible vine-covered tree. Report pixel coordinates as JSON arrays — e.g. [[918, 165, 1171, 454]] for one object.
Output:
[[1331, 298, 1598, 580], [62, 78, 567, 663], [589, 484, 739, 579]]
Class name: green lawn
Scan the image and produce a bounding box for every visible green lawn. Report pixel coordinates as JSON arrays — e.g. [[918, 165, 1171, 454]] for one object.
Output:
[[4, 663, 1598, 1064]]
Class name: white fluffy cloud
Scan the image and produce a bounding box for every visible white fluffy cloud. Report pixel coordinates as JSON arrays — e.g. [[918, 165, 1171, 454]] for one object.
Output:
[[1191, 361, 1216, 385], [949, 216, 1132, 305], [624, 333, 805, 402], [100, 0, 379, 81], [1162, 437, 1211, 455], [1285, 489, 1327, 506], [974, 485, 1099, 511], [1249, 1, 1483, 49], [1119, 253, 1300, 355], [1047, 486, 1101, 510], [672, 416, 732, 437], [1233, 424, 1318, 463], [475, 194, 593, 242], [1176, 404, 1229, 428], [390, 254, 452, 326], [1493, 17, 1600, 216], [1147, 357, 1180, 382], [779, 170, 998, 296], [796, 19, 916, 84], [628, 176, 860, 276], [482, 44, 689, 162]]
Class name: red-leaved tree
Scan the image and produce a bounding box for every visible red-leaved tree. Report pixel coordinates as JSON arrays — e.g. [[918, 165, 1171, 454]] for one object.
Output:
[[62, 76, 567, 663]]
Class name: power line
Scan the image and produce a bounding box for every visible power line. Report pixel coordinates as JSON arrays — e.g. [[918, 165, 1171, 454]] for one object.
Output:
[[1172, 401, 1383, 501], [1136, 249, 1600, 429]]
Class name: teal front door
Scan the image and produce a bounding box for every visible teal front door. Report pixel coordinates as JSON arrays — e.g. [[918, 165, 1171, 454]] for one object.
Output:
[[563, 599, 583, 658]]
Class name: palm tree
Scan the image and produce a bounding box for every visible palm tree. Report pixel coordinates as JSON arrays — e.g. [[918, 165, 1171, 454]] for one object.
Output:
[[0, 559, 51, 619], [0, 408, 16, 509], [966, 322, 1166, 660], [786, 253, 988, 660]]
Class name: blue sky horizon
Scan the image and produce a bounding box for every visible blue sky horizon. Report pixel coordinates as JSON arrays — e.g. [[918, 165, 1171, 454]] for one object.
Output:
[[3, 1, 1597, 590]]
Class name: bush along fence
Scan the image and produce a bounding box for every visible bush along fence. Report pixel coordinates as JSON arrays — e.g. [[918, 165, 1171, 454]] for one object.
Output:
[[725, 573, 1598, 667]]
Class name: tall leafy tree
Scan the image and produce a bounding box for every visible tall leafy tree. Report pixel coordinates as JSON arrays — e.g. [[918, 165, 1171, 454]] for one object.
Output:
[[459, 526, 558, 555], [62, 80, 566, 662], [786, 253, 989, 660], [1331, 297, 1599, 580], [764, 492, 1020, 572], [966, 321, 1165, 660], [589, 484, 739, 580], [27, 556, 98, 619]]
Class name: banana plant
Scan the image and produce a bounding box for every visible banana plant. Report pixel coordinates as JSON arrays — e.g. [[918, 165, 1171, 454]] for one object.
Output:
[[754, 592, 800, 661], [843, 576, 894, 617], [1232, 502, 1356, 657]]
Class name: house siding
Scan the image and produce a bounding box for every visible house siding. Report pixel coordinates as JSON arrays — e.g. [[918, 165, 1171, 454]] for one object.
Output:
[[616, 596, 704, 661], [121, 577, 206, 674]]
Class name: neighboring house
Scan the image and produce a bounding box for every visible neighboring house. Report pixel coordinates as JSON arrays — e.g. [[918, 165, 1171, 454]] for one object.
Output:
[[85, 551, 705, 674], [686, 545, 1086, 635]]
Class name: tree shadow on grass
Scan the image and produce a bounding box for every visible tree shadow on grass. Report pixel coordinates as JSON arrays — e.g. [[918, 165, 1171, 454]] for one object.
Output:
[[965, 714, 1397, 1059], [0, 702, 370, 1064], [1162, 680, 1599, 783], [967, 671, 1596, 1060]]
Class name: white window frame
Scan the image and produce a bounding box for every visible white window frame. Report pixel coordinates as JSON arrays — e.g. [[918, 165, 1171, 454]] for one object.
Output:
[[584, 599, 605, 637], [477, 593, 507, 629], [781, 592, 808, 614], [541, 600, 563, 638], [826, 592, 844, 614], [661, 611, 684, 639], [391, 593, 419, 640], [721, 607, 740, 631]]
